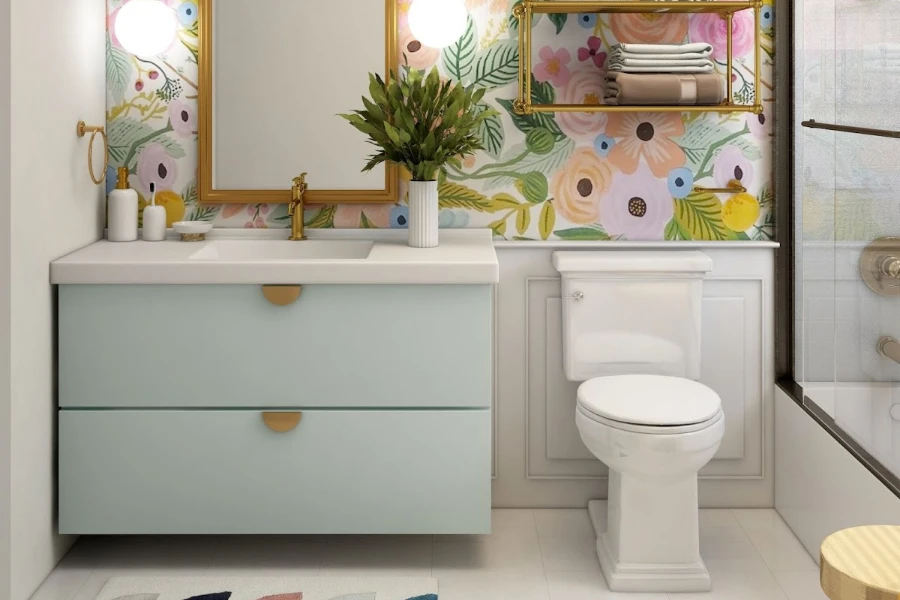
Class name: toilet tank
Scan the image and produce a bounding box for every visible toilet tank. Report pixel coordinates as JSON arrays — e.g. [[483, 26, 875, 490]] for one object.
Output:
[[553, 251, 713, 381]]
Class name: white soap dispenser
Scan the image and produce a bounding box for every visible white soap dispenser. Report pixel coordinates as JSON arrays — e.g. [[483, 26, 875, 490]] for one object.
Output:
[[107, 166, 138, 242], [142, 183, 167, 241]]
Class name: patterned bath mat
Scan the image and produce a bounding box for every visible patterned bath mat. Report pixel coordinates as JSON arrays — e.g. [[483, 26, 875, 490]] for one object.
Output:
[[94, 577, 438, 600]]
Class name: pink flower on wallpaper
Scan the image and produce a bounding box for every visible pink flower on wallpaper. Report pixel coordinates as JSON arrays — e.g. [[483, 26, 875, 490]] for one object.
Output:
[[168, 99, 197, 137], [534, 47, 572, 87], [600, 163, 674, 241], [689, 11, 754, 61], [136, 142, 177, 195], [713, 145, 755, 188], [399, 26, 440, 70], [748, 103, 772, 138], [551, 148, 614, 225], [610, 13, 688, 44], [243, 218, 268, 229], [577, 37, 608, 69], [557, 69, 607, 143], [606, 112, 686, 178], [334, 204, 393, 228]]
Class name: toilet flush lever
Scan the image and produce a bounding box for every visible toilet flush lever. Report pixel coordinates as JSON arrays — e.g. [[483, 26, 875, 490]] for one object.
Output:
[[564, 291, 584, 302]]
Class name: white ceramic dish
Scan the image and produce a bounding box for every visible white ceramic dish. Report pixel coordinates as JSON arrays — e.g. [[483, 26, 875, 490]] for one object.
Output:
[[173, 221, 214, 241]]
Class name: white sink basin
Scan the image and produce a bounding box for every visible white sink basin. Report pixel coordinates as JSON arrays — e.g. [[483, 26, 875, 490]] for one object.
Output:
[[190, 240, 374, 261]]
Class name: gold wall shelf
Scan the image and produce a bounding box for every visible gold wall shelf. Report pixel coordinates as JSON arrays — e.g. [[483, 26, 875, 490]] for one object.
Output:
[[513, 0, 764, 115]]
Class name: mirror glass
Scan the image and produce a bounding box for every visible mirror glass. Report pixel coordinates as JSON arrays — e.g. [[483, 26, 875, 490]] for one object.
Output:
[[200, 0, 397, 203]]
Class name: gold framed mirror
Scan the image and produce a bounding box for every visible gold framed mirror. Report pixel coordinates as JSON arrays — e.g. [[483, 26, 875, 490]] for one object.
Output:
[[198, 0, 398, 204]]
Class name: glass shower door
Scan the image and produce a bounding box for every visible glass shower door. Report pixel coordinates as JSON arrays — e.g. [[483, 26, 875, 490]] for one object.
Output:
[[797, 0, 900, 478]]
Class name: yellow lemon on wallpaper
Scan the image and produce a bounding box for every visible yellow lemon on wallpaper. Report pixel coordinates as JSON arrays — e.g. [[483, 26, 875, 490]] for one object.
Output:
[[399, 166, 412, 182], [153, 191, 186, 227], [722, 193, 760, 232]]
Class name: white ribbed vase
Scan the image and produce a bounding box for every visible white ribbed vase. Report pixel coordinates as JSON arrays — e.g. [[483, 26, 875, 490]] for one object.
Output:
[[408, 180, 439, 248]]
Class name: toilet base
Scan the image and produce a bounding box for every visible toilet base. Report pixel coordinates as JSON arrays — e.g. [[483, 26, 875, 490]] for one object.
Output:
[[588, 500, 712, 593]]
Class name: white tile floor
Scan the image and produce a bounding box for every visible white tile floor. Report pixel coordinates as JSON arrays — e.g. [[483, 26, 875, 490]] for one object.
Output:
[[32, 509, 826, 600]]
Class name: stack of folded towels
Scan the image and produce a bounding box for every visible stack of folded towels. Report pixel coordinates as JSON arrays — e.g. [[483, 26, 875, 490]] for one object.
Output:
[[604, 42, 725, 106]]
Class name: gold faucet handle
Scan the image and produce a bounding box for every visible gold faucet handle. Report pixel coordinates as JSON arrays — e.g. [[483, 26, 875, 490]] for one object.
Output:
[[293, 173, 308, 190]]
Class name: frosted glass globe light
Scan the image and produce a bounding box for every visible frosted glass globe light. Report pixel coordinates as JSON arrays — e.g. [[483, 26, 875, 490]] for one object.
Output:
[[408, 0, 468, 49], [115, 0, 178, 56]]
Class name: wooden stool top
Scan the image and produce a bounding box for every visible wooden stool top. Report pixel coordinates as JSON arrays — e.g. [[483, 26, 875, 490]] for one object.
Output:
[[820, 526, 900, 600]]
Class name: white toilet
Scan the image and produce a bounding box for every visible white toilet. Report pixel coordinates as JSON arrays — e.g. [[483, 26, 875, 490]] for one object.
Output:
[[553, 250, 725, 594]]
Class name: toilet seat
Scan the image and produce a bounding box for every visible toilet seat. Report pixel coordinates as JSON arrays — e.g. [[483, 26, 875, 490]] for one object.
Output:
[[577, 374, 722, 433]]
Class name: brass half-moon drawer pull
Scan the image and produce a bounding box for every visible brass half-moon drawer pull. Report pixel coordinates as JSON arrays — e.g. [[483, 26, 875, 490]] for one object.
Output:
[[262, 285, 302, 306], [262, 412, 302, 433]]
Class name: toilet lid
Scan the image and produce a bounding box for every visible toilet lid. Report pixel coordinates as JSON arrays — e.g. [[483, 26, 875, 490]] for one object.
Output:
[[577, 375, 722, 427]]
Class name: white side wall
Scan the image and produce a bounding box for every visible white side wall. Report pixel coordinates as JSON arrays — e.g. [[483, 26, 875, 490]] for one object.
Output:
[[775, 387, 900, 559], [0, 0, 12, 598], [9, 0, 105, 597]]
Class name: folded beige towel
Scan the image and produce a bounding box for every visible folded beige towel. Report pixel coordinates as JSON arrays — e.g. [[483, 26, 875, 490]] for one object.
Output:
[[604, 73, 724, 105]]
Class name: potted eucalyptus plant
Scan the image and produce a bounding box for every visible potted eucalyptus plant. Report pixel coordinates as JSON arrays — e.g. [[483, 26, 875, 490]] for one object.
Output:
[[340, 66, 496, 248]]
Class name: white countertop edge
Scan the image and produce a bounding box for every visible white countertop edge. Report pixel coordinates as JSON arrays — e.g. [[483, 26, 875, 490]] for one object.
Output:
[[110, 227, 778, 249], [50, 265, 500, 285], [493, 240, 780, 249]]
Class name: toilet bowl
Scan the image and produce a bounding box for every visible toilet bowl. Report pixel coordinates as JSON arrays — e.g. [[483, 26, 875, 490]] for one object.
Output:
[[553, 250, 722, 592], [575, 374, 725, 593]]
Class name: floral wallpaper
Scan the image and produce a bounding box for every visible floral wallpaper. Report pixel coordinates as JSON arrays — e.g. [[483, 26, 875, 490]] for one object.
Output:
[[106, 0, 775, 240]]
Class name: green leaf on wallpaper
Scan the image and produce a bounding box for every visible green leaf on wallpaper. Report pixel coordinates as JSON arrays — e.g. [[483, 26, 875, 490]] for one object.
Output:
[[305, 205, 337, 229], [188, 204, 220, 223], [107, 118, 154, 165], [539, 201, 555, 240], [553, 226, 610, 241], [106, 35, 132, 105], [664, 218, 689, 241], [676, 122, 757, 172], [548, 14, 568, 34], [489, 217, 508, 237], [157, 135, 186, 160], [443, 15, 478, 82], [675, 192, 738, 241], [475, 102, 505, 159], [759, 183, 774, 208], [183, 180, 198, 207], [360, 212, 375, 229], [497, 79, 564, 140], [516, 204, 531, 235], [484, 139, 574, 190], [517, 172, 548, 203], [472, 41, 520, 89], [438, 182, 493, 212], [490, 193, 522, 210]]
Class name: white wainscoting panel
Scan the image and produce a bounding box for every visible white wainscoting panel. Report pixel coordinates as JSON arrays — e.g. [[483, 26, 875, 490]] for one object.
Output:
[[493, 244, 776, 508]]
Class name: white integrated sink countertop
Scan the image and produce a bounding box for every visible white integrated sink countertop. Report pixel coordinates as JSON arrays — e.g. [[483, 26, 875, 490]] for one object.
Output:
[[50, 230, 499, 285]]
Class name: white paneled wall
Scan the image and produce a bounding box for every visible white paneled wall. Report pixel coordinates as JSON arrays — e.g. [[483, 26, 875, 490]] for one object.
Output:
[[492, 244, 776, 508]]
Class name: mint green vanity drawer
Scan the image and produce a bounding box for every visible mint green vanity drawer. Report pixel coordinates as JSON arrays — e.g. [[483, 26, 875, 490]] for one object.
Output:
[[59, 284, 492, 408], [59, 408, 491, 534]]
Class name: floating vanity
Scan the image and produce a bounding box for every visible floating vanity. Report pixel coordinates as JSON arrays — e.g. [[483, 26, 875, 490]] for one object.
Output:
[[51, 231, 498, 535]]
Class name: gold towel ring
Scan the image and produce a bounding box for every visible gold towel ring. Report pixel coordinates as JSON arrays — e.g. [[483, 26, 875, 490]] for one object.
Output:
[[76, 121, 109, 185]]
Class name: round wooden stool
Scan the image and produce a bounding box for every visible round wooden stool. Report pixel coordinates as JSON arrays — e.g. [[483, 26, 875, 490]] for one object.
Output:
[[820, 526, 900, 600]]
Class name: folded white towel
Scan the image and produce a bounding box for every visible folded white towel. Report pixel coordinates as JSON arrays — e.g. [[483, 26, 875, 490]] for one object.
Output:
[[613, 42, 714, 55], [608, 64, 715, 73], [611, 51, 711, 61], [608, 57, 714, 68]]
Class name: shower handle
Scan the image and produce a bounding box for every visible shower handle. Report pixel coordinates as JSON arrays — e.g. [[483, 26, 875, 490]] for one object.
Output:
[[877, 336, 900, 365], [880, 256, 900, 279]]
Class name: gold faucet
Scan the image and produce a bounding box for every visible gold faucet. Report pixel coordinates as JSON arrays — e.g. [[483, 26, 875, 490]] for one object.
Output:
[[288, 173, 308, 241]]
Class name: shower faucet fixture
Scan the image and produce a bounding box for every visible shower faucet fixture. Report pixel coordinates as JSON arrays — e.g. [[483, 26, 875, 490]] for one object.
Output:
[[860, 237, 900, 296]]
